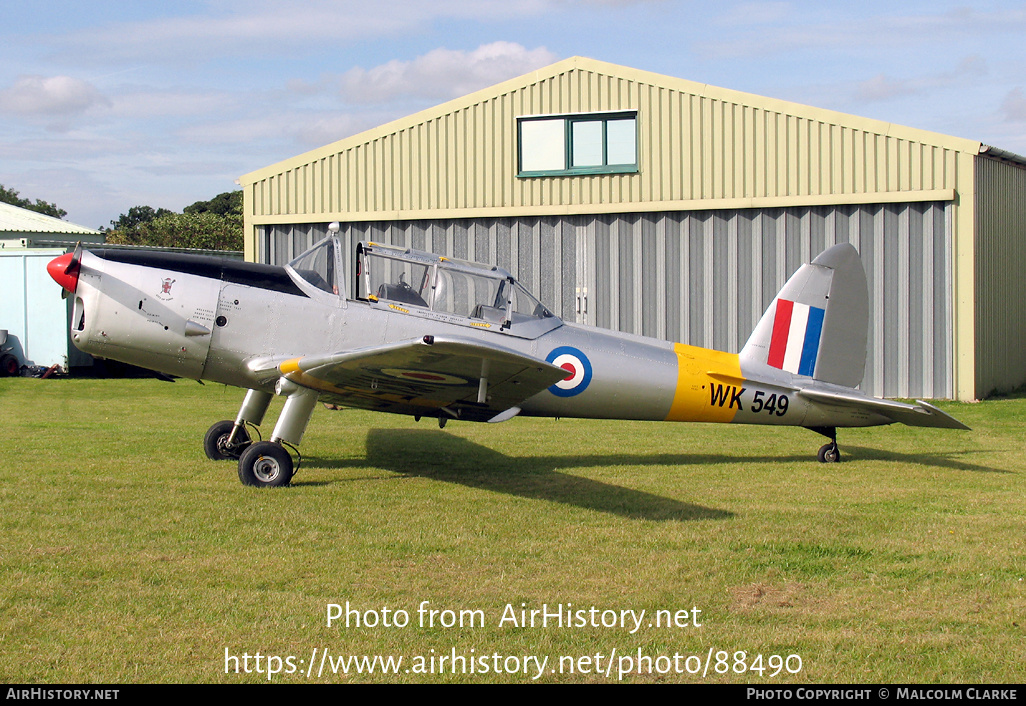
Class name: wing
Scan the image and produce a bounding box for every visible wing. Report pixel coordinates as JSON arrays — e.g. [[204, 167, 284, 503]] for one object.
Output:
[[274, 334, 568, 422], [797, 387, 970, 430]]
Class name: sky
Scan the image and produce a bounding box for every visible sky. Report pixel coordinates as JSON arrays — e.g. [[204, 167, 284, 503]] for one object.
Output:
[[2, 0, 1026, 230]]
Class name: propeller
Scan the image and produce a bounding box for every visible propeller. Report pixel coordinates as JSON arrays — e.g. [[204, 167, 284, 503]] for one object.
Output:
[[47, 242, 82, 298]]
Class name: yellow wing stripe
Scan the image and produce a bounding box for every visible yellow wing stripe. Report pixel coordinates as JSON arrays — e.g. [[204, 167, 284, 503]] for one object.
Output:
[[279, 358, 302, 376]]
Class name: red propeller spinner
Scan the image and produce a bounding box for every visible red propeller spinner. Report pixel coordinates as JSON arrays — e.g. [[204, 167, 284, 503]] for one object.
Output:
[[47, 251, 80, 294]]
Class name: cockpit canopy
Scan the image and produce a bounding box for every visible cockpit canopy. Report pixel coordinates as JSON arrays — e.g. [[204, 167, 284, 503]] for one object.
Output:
[[285, 236, 562, 338], [357, 242, 560, 337]]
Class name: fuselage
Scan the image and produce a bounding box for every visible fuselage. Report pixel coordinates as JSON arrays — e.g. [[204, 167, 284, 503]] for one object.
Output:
[[63, 247, 890, 430]]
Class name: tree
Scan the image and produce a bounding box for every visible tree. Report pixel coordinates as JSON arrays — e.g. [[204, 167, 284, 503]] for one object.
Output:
[[103, 190, 243, 252], [104, 211, 243, 251], [105, 205, 172, 232], [0, 183, 67, 219], [183, 190, 242, 217]]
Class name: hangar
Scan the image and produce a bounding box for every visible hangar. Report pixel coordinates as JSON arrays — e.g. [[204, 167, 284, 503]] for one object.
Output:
[[238, 56, 1026, 401], [0, 201, 104, 372]]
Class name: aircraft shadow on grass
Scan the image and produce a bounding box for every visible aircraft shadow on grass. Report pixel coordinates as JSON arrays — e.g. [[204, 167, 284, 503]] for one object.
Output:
[[294, 429, 1003, 519], [840, 445, 1008, 474], [298, 428, 735, 521]]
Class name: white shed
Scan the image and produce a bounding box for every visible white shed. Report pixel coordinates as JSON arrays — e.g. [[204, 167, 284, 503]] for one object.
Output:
[[0, 202, 103, 372]]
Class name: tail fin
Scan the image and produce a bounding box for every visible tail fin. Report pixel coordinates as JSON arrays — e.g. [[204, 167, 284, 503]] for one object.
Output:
[[740, 243, 868, 388]]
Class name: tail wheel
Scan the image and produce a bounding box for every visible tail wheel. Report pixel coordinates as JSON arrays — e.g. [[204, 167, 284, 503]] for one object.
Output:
[[238, 441, 294, 488], [817, 442, 841, 463]]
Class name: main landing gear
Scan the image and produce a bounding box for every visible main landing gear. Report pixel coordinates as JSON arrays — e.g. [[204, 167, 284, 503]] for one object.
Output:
[[204, 381, 319, 488], [808, 426, 841, 463], [203, 419, 252, 461], [238, 442, 294, 488]]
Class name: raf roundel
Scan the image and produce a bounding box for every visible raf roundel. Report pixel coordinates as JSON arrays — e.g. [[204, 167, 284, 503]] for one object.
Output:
[[546, 346, 593, 397]]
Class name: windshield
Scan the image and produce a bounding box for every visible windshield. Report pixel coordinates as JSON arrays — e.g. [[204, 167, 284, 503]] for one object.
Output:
[[288, 236, 339, 295]]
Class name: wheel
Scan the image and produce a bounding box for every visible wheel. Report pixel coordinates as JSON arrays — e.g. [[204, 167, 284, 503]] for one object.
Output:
[[817, 442, 841, 463], [238, 441, 294, 488], [203, 420, 250, 461], [0, 354, 18, 377]]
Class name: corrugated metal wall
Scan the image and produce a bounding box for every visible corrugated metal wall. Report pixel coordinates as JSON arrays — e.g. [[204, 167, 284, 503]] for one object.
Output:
[[974, 156, 1026, 396], [260, 200, 952, 398], [243, 58, 973, 224]]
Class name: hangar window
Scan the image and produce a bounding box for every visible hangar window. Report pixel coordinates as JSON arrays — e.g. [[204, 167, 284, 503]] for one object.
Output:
[[518, 111, 637, 177]]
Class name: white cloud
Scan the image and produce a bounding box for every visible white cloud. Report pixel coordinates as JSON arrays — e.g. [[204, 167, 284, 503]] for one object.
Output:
[[176, 116, 307, 146], [714, 1, 793, 26], [854, 55, 987, 104], [51, 1, 556, 65], [107, 88, 239, 120], [173, 108, 401, 151], [292, 113, 396, 148], [560, 0, 666, 5], [0, 75, 109, 116], [696, 6, 1026, 60], [856, 74, 916, 103], [286, 77, 325, 96], [338, 41, 559, 104], [1001, 88, 1026, 122], [0, 132, 126, 162], [168, 41, 561, 156]]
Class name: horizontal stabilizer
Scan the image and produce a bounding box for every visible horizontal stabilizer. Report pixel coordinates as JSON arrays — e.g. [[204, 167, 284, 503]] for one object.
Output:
[[797, 387, 970, 430]]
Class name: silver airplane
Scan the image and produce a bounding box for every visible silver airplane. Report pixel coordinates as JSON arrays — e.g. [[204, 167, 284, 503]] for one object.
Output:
[[47, 226, 968, 488]]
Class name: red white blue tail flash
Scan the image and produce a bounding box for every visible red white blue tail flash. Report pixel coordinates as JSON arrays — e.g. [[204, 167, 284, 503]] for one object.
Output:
[[767, 299, 825, 377]]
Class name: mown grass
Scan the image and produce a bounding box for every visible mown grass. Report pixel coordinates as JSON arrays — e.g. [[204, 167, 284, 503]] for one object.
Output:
[[0, 378, 1022, 683]]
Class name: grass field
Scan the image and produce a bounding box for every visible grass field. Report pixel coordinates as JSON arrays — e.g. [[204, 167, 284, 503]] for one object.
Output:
[[0, 377, 1022, 683]]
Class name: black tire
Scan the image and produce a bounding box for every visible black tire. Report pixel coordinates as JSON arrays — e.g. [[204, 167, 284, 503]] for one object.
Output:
[[0, 354, 18, 377], [238, 441, 294, 488], [203, 420, 250, 461], [817, 442, 841, 463]]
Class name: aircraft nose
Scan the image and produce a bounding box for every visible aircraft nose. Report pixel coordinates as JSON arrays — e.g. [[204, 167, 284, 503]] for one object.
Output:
[[47, 252, 80, 293]]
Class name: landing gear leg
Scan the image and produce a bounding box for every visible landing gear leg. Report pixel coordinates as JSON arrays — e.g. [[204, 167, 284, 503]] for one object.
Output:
[[807, 426, 841, 463], [204, 420, 250, 460], [237, 379, 317, 488], [204, 389, 273, 461]]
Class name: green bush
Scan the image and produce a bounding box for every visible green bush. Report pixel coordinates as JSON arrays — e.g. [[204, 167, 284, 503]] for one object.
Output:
[[104, 211, 243, 251]]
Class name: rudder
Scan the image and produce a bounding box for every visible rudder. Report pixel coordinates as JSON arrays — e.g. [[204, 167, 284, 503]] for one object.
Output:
[[739, 243, 868, 388]]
